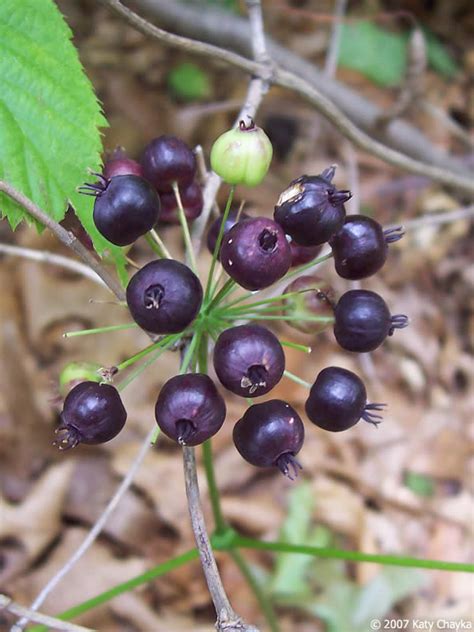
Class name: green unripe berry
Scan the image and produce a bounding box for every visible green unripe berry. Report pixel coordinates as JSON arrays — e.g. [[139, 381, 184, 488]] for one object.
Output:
[[210, 120, 273, 187], [59, 361, 102, 396]]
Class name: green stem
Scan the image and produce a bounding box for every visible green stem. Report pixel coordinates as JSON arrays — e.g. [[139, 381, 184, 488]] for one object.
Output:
[[202, 440, 227, 535], [116, 334, 177, 371], [280, 340, 312, 354], [221, 289, 313, 313], [282, 251, 333, 282], [283, 369, 312, 389], [172, 181, 198, 273], [234, 536, 474, 573], [117, 338, 178, 392], [63, 322, 138, 338], [179, 331, 200, 375], [228, 548, 280, 632], [28, 549, 200, 632], [204, 186, 235, 303], [206, 277, 238, 311], [222, 314, 335, 324], [146, 229, 172, 259]]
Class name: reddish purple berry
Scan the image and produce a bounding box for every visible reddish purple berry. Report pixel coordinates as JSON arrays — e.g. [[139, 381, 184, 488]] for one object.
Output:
[[55, 381, 127, 449], [233, 400, 304, 479], [103, 148, 143, 179], [213, 324, 285, 398], [288, 239, 322, 268], [155, 373, 226, 446], [305, 366, 385, 432], [126, 259, 203, 334], [334, 289, 408, 353], [206, 209, 250, 258], [220, 217, 291, 290], [274, 167, 351, 246], [330, 215, 404, 280], [159, 181, 203, 224], [141, 135, 196, 193]]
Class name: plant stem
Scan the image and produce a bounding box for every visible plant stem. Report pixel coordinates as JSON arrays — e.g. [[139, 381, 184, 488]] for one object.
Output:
[[207, 277, 238, 311], [280, 340, 312, 354], [221, 289, 312, 313], [222, 314, 335, 324], [204, 186, 235, 303], [228, 549, 280, 632], [146, 228, 172, 258], [63, 322, 138, 338], [281, 252, 333, 282], [234, 536, 474, 573], [172, 181, 198, 273], [202, 440, 227, 534], [116, 334, 177, 371], [283, 370, 312, 389]]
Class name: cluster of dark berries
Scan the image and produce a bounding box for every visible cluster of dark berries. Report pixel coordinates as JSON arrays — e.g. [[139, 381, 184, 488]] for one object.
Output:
[[56, 124, 408, 482]]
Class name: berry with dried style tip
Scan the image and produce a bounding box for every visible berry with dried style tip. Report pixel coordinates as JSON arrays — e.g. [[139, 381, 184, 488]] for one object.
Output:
[[55, 381, 127, 449], [158, 181, 203, 224], [141, 135, 196, 193], [103, 148, 144, 179], [210, 119, 273, 187], [305, 366, 385, 432], [274, 166, 351, 246], [220, 217, 291, 290], [213, 324, 285, 398], [206, 208, 250, 258], [288, 239, 322, 268], [282, 275, 335, 334], [126, 259, 202, 334], [334, 289, 408, 353], [233, 400, 304, 479], [80, 174, 160, 246], [329, 215, 404, 280], [155, 374, 226, 446]]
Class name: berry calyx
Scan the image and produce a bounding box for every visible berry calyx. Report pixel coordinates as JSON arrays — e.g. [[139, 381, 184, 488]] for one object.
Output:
[[220, 217, 291, 290], [333, 289, 408, 352], [141, 135, 196, 193], [81, 174, 161, 246], [103, 148, 144, 179], [213, 324, 285, 398], [305, 366, 386, 431], [55, 381, 127, 449], [233, 400, 304, 479], [210, 120, 273, 187], [329, 215, 404, 280], [274, 167, 351, 246], [155, 373, 226, 446], [159, 181, 203, 224], [282, 275, 335, 334], [126, 259, 203, 334], [206, 209, 250, 258]]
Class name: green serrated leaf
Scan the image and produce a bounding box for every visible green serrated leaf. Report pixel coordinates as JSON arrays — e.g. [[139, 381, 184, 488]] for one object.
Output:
[[0, 0, 126, 281]]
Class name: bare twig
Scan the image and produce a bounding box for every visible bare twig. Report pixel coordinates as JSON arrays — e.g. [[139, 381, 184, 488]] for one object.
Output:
[[390, 203, 474, 231], [324, 0, 347, 78], [0, 242, 108, 288], [0, 182, 125, 300], [1, 595, 94, 632]]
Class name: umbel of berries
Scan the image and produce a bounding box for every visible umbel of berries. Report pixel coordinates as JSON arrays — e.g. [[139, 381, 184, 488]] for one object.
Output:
[[274, 166, 351, 246], [282, 275, 335, 335], [155, 374, 226, 446], [330, 215, 404, 280], [213, 324, 285, 397], [55, 381, 127, 449], [126, 259, 203, 334], [210, 120, 273, 187], [334, 289, 408, 353], [141, 135, 196, 193], [206, 209, 249, 258], [220, 217, 291, 290], [305, 366, 385, 432], [80, 174, 161, 246], [233, 400, 304, 479]]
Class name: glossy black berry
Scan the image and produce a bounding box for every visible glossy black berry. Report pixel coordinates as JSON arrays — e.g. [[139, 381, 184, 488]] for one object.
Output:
[[55, 381, 127, 449], [155, 373, 226, 446], [103, 148, 144, 179], [305, 366, 385, 432], [213, 324, 285, 398], [288, 239, 322, 268], [220, 217, 291, 290], [274, 166, 351, 246], [233, 400, 304, 479], [330, 215, 404, 280], [282, 275, 335, 334], [206, 209, 249, 258], [141, 135, 196, 193], [159, 181, 203, 224], [334, 289, 408, 352], [81, 174, 160, 246], [126, 259, 203, 334]]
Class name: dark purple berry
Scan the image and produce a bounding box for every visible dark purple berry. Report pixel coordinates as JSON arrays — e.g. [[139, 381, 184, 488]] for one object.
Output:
[[126, 259, 203, 334], [80, 174, 160, 246], [55, 381, 127, 449], [213, 324, 285, 398], [282, 275, 335, 334], [158, 181, 203, 224], [288, 239, 322, 268], [206, 209, 249, 258], [141, 135, 196, 193], [330, 215, 404, 280], [103, 148, 144, 179], [305, 366, 385, 432], [274, 167, 351, 246], [233, 400, 304, 479], [334, 289, 408, 353], [220, 217, 291, 290], [155, 373, 226, 446]]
